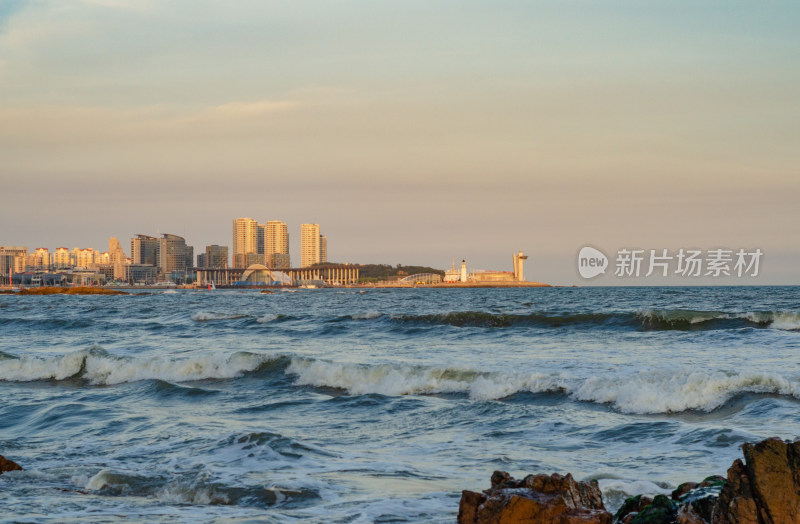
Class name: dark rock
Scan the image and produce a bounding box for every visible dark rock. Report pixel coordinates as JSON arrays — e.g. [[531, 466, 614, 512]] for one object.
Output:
[[461, 438, 800, 524], [0, 454, 23, 475], [675, 505, 707, 524], [614, 494, 653, 523], [672, 483, 698, 501], [627, 495, 677, 524], [491, 470, 513, 488], [697, 476, 725, 489], [459, 471, 612, 523], [676, 483, 723, 523]]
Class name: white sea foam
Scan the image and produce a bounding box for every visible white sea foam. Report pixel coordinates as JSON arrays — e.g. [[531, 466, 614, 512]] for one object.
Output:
[[86, 468, 117, 490], [5, 349, 800, 413], [83, 351, 267, 385], [287, 358, 566, 400], [746, 311, 800, 330], [288, 358, 472, 396], [286, 358, 800, 413], [598, 478, 671, 513], [256, 313, 278, 323], [0, 348, 275, 385], [567, 369, 800, 413], [0, 349, 90, 381], [638, 309, 800, 330], [191, 311, 249, 321], [156, 481, 231, 505], [350, 311, 382, 320]]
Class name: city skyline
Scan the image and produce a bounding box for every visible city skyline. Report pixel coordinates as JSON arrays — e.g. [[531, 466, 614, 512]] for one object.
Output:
[[2, 219, 328, 272], [1, 2, 798, 285]]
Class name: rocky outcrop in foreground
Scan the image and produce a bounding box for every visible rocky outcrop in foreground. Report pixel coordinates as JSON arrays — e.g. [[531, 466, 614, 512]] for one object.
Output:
[[459, 438, 800, 524], [458, 470, 611, 523], [0, 454, 23, 475]]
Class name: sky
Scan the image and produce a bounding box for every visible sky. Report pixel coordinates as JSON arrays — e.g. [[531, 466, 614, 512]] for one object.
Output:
[[1, 1, 798, 285]]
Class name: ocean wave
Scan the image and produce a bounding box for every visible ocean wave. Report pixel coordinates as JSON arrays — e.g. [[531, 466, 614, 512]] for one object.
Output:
[[572, 370, 800, 414], [0, 347, 283, 386], [191, 311, 252, 322], [350, 311, 383, 320], [286, 358, 800, 414], [385, 309, 800, 331], [85, 468, 318, 507], [597, 478, 671, 513], [746, 311, 800, 331], [287, 358, 567, 399], [6, 349, 800, 413], [0, 317, 95, 329], [220, 431, 335, 460]]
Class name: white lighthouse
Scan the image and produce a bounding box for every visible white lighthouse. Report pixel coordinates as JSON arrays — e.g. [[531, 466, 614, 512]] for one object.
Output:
[[460, 260, 467, 282]]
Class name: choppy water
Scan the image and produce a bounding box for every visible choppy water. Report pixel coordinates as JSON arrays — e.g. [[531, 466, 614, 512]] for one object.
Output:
[[1, 286, 799, 522]]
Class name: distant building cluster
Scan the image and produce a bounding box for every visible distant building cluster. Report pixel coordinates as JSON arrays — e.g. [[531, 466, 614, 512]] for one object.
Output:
[[231, 218, 327, 269], [1, 218, 335, 286], [443, 253, 527, 283]]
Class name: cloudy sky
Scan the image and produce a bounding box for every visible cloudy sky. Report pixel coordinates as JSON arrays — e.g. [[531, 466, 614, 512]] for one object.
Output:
[[1, 1, 798, 284]]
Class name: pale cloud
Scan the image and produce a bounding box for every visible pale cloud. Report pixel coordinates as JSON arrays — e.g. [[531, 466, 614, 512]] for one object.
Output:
[[80, 0, 157, 12], [208, 100, 298, 118]]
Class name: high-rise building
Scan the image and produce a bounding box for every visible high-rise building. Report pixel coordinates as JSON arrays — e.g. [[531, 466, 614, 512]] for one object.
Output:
[[320, 235, 327, 264], [53, 247, 71, 269], [185, 245, 194, 271], [0, 247, 27, 281], [109, 237, 128, 280], [257, 224, 266, 262], [159, 233, 191, 277], [26, 248, 50, 270], [131, 235, 159, 266], [200, 245, 228, 268], [73, 248, 96, 268], [265, 220, 290, 269], [233, 218, 259, 268], [300, 223, 321, 268]]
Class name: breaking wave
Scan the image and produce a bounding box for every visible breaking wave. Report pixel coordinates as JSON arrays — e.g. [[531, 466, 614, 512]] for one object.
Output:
[[4, 349, 800, 413], [287, 358, 566, 398], [388, 310, 800, 331], [635, 310, 800, 330], [191, 311, 252, 322], [85, 467, 318, 507], [286, 358, 800, 414], [0, 347, 285, 386]]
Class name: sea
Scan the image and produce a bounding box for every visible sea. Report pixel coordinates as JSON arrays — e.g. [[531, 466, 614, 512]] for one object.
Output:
[[1, 286, 799, 523]]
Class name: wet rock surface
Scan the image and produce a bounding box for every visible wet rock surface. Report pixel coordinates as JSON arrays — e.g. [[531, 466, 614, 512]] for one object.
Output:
[[458, 471, 612, 523], [461, 438, 800, 523], [0, 454, 23, 475]]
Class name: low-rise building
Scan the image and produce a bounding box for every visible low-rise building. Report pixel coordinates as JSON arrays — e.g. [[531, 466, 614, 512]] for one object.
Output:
[[125, 264, 158, 284]]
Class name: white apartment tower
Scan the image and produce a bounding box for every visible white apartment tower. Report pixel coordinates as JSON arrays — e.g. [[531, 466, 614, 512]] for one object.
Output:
[[300, 223, 321, 268], [53, 247, 71, 269], [265, 220, 290, 269], [233, 217, 259, 268]]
